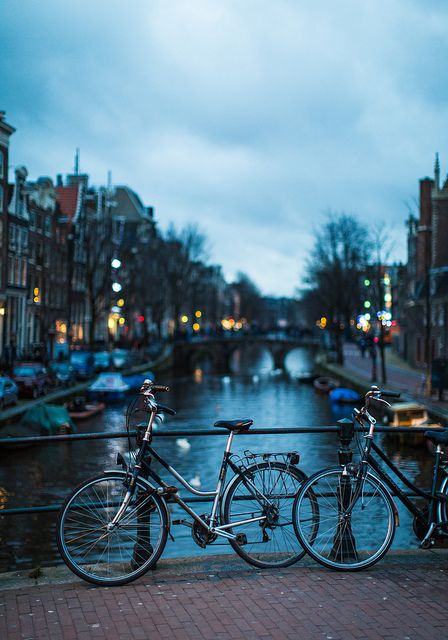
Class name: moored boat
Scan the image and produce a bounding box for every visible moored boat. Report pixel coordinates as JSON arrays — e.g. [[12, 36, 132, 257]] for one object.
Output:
[[383, 402, 443, 447], [295, 372, 318, 384], [122, 370, 155, 393], [329, 387, 361, 403], [313, 376, 340, 394], [0, 404, 75, 450], [87, 373, 130, 402], [65, 397, 105, 420]]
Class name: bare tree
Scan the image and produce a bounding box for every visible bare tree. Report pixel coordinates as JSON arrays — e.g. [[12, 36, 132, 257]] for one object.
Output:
[[303, 212, 372, 364], [84, 190, 122, 348], [233, 272, 265, 326], [162, 223, 210, 334]]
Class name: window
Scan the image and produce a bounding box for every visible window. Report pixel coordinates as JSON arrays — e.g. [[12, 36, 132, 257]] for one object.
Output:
[[44, 215, 51, 236], [0, 151, 4, 178], [0, 185, 3, 211], [20, 258, 27, 287]]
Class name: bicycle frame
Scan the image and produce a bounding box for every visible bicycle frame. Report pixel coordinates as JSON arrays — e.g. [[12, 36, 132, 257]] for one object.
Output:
[[351, 431, 448, 535], [128, 424, 274, 542]]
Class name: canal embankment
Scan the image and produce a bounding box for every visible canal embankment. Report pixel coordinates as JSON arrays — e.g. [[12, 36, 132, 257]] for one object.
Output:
[[315, 343, 448, 425], [0, 347, 173, 427]]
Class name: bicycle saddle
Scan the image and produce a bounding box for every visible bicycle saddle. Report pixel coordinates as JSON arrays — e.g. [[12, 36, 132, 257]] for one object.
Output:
[[424, 429, 448, 445], [214, 419, 253, 432]]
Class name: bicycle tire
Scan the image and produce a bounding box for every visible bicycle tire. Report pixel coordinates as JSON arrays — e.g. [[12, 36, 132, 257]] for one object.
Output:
[[438, 474, 448, 533], [222, 461, 311, 568], [294, 467, 396, 571], [57, 471, 169, 586]]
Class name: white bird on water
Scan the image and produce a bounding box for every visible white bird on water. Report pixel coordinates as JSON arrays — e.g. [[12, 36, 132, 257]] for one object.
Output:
[[175, 438, 191, 451], [189, 473, 201, 488]]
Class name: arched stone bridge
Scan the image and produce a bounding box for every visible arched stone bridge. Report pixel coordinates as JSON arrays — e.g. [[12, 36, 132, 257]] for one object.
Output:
[[172, 335, 319, 373]]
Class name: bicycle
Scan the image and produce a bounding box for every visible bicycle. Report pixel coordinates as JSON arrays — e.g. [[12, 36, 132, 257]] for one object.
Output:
[[294, 385, 448, 571], [57, 379, 309, 585]]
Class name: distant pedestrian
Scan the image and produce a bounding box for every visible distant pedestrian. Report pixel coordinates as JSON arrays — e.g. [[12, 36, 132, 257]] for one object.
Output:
[[358, 336, 367, 358], [368, 339, 377, 381]]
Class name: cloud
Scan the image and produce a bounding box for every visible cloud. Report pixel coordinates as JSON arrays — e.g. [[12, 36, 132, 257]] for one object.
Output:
[[2, 0, 448, 295]]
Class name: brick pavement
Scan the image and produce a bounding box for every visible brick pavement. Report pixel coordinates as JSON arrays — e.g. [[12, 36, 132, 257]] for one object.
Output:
[[1, 556, 447, 640]]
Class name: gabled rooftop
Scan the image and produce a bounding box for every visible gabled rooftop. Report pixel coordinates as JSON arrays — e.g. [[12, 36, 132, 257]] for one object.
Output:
[[55, 185, 80, 219]]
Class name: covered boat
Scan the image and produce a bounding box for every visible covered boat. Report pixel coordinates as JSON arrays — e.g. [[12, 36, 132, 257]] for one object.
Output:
[[0, 404, 75, 450], [329, 387, 361, 403], [122, 370, 155, 392], [87, 373, 130, 402]]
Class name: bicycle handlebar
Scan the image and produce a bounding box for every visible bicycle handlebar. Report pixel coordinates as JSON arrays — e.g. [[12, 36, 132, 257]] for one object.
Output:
[[139, 379, 170, 394], [379, 390, 401, 399]]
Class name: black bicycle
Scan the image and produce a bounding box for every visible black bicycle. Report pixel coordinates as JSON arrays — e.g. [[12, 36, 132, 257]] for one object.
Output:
[[57, 379, 309, 585], [294, 385, 448, 570]]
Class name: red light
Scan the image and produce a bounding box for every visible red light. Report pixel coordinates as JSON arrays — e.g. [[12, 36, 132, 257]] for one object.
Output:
[[391, 320, 397, 326], [137, 315, 145, 322], [374, 337, 379, 343]]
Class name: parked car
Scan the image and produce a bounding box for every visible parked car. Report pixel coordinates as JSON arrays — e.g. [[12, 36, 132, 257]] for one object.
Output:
[[93, 351, 110, 372], [48, 361, 77, 387], [111, 349, 130, 370], [70, 351, 95, 380], [11, 362, 50, 398], [0, 376, 18, 410]]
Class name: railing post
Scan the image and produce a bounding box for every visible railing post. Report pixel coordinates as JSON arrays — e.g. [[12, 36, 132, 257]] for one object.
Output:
[[330, 418, 358, 563], [337, 418, 354, 467], [132, 450, 154, 569]]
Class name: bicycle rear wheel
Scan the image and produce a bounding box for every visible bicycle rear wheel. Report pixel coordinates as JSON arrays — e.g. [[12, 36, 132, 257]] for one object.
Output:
[[222, 461, 311, 568], [57, 472, 168, 586], [294, 468, 396, 571]]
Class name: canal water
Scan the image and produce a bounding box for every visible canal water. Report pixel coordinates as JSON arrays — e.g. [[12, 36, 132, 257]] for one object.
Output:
[[0, 347, 436, 572]]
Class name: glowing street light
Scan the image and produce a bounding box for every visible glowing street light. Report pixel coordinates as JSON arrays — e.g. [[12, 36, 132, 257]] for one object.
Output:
[[111, 258, 121, 269], [195, 310, 202, 318], [112, 282, 122, 293], [181, 315, 189, 323]]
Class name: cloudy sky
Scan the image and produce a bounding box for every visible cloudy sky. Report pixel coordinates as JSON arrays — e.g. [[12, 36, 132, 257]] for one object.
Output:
[[2, 1, 448, 296]]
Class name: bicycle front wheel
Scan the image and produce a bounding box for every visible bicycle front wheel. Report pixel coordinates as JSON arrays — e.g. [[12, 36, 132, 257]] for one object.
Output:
[[222, 461, 310, 568], [294, 468, 396, 571], [57, 472, 168, 586]]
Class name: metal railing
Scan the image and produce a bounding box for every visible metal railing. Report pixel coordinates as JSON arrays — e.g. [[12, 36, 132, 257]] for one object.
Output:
[[0, 424, 437, 517]]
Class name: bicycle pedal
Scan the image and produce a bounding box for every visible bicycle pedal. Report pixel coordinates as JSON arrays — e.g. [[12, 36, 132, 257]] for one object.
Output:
[[235, 533, 247, 546], [420, 538, 435, 549]]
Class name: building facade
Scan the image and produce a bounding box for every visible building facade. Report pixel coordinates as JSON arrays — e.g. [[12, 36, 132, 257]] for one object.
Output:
[[399, 155, 448, 369]]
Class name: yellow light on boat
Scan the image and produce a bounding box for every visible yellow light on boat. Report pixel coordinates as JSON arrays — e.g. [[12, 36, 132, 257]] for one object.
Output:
[[193, 323, 200, 331], [181, 315, 189, 323]]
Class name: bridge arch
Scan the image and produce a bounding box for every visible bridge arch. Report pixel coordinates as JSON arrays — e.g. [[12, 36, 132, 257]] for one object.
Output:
[[172, 337, 318, 374]]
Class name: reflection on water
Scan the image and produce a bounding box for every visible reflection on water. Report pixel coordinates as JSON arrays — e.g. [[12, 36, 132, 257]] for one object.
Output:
[[0, 347, 436, 571]]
